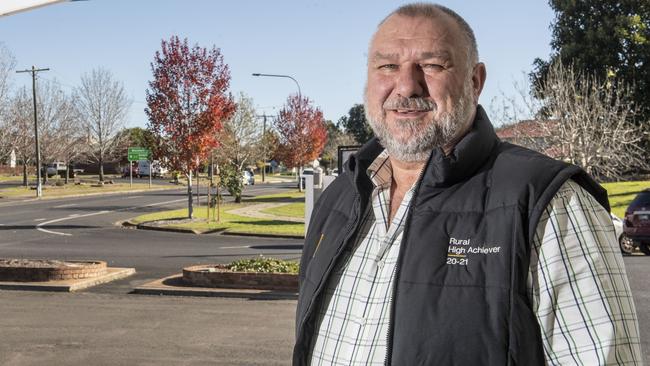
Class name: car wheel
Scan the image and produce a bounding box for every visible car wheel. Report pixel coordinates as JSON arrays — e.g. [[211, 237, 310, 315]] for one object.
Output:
[[619, 234, 635, 255], [640, 243, 650, 256]]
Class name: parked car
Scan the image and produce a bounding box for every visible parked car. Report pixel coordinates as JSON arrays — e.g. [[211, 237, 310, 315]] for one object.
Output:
[[622, 189, 650, 255], [242, 170, 255, 185], [299, 168, 314, 189], [611, 213, 634, 254], [45, 162, 66, 177], [137, 160, 168, 178], [122, 164, 139, 178]]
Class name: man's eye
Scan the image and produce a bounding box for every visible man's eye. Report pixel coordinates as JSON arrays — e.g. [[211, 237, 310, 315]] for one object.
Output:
[[378, 64, 398, 71], [421, 64, 444, 71]]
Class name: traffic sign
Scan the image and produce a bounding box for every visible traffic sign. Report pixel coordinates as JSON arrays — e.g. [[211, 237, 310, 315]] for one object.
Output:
[[128, 147, 150, 161]]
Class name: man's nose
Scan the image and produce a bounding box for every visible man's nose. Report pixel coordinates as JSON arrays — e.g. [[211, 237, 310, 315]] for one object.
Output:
[[395, 64, 425, 98]]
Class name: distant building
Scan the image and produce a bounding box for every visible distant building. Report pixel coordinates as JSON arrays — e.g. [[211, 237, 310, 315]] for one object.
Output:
[[495, 119, 560, 158], [9, 149, 16, 168]]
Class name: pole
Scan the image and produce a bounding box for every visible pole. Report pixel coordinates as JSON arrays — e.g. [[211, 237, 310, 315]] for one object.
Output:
[[262, 115, 267, 183], [257, 114, 274, 183], [17, 66, 49, 198], [148, 160, 152, 189], [129, 160, 133, 187]]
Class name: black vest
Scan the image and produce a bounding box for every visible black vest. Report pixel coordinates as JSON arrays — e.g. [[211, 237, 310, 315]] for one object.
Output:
[[293, 106, 609, 365]]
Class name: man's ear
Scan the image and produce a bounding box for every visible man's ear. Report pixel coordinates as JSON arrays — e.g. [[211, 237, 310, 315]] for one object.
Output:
[[472, 62, 487, 102]]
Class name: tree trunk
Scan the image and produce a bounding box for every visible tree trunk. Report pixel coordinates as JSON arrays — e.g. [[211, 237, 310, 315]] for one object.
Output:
[[187, 171, 194, 219], [99, 157, 105, 183], [196, 169, 200, 207], [22, 163, 28, 187], [64, 160, 69, 185]]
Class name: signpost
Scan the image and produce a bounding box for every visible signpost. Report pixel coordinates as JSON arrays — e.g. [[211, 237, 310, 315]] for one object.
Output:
[[127, 147, 151, 188]]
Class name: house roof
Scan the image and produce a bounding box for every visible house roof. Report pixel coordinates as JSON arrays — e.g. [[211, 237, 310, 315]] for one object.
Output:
[[495, 120, 556, 139]]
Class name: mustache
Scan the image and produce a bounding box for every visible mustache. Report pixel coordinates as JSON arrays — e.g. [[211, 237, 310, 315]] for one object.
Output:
[[383, 96, 436, 111]]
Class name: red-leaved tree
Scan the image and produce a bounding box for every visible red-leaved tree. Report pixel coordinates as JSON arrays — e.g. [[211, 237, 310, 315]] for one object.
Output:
[[274, 94, 327, 191], [145, 36, 235, 218]]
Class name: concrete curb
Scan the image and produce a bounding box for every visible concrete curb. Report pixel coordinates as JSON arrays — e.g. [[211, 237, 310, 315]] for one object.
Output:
[[133, 274, 298, 300], [121, 220, 304, 239], [0, 186, 180, 207], [0, 267, 136, 292], [221, 231, 304, 239]]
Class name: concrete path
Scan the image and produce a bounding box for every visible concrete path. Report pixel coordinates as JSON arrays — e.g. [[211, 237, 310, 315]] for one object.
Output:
[[227, 202, 304, 223]]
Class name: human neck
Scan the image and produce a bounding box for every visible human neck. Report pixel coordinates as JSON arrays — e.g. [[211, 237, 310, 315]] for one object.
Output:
[[389, 157, 427, 190]]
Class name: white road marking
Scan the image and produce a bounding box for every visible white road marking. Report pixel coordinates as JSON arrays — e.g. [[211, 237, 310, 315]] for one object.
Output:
[[34, 218, 47, 221], [219, 245, 251, 249], [53, 203, 77, 208], [36, 211, 110, 236], [35, 198, 187, 236], [127, 195, 143, 199]]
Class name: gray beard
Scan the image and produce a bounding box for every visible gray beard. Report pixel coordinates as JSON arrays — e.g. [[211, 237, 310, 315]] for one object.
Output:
[[365, 81, 476, 163]]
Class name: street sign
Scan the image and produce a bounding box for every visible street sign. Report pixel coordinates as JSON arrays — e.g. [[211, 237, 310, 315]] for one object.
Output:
[[128, 147, 150, 161]]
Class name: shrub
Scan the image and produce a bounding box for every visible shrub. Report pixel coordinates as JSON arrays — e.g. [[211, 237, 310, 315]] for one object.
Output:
[[225, 257, 299, 274], [219, 163, 243, 203]]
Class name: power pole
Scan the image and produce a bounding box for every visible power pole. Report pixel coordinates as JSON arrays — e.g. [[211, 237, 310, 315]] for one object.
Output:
[[16, 66, 49, 198], [257, 114, 273, 183]]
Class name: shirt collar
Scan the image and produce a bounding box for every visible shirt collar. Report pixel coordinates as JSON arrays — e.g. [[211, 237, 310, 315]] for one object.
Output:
[[367, 150, 392, 190]]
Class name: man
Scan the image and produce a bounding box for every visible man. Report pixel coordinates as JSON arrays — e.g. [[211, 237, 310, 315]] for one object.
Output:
[[294, 3, 642, 366]]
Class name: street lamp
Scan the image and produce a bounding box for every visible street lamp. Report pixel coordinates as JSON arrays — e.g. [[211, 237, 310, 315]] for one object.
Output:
[[251, 73, 301, 98]]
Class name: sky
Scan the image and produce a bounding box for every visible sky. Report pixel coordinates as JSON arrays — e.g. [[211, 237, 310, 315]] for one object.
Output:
[[0, 0, 555, 128]]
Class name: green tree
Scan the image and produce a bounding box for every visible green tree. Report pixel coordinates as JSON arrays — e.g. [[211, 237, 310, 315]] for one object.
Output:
[[321, 120, 356, 170], [218, 163, 243, 203], [531, 1, 650, 121], [121, 127, 157, 152], [338, 104, 373, 144]]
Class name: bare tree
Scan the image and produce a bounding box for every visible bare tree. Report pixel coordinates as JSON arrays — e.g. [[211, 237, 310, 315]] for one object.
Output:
[[214, 92, 260, 171], [7, 87, 35, 185], [494, 61, 649, 181], [0, 43, 16, 163], [34, 80, 79, 183], [74, 68, 131, 182]]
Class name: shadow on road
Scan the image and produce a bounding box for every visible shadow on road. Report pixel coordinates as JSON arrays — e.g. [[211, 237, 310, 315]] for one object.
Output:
[[0, 224, 100, 230], [161, 253, 301, 259], [249, 245, 303, 250]]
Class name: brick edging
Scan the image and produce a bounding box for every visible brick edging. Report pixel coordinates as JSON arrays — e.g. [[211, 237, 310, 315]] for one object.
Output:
[[0, 260, 108, 282], [182, 265, 298, 292]]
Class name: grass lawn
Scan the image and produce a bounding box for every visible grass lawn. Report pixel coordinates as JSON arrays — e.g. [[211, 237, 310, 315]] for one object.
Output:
[[0, 175, 34, 182], [129, 191, 306, 236], [130, 206, 304, 236], [0, 181, 172, 199], [260, 202, 305, 218], [602, 180, 650, 217]]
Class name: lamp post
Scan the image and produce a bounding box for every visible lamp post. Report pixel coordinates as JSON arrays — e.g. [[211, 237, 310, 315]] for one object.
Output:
[[251, 73, 301, 99], [252, 73, 303, 185]]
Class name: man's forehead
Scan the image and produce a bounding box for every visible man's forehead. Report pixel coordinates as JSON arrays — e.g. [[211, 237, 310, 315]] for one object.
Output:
[[370, 50, 452, 62], [370, 14, 461, 51]]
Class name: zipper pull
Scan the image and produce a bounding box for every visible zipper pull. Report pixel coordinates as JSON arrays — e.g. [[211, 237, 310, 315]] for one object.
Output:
[[313, 233, 325, 258]]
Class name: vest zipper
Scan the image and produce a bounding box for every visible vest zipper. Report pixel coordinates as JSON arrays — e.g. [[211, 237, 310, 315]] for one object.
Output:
[[384, 168, 427, 366], [298, 194, 363, 361]]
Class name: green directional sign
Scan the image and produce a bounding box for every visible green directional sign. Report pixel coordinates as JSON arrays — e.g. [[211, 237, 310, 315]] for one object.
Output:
[[128, 147, 150, 161]]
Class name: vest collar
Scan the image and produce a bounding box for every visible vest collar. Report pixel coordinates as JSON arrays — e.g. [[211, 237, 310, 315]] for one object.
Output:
[[348, 105, 498, 190]]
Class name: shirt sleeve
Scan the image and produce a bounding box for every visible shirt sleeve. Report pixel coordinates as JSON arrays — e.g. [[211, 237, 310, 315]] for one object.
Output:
[[528, 180, 643, 365]]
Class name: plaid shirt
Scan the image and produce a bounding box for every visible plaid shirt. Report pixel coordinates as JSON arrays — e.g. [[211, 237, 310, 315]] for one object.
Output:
[[308, 151, 642, 365]]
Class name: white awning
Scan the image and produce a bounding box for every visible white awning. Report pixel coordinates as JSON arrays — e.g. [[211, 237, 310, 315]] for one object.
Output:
[[0, 0, 78, 17]]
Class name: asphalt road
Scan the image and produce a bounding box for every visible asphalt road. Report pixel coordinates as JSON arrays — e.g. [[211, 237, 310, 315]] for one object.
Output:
[[0, 182, 303, 365], [0, 182, 304, 288], [0, 182, 649, 364]]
